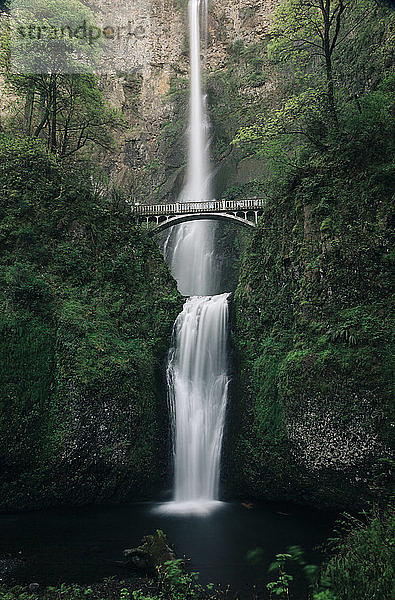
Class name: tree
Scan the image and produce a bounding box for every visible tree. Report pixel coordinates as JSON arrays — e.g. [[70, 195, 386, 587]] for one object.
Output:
[[267, 0, 356, 126], [6, 72, 125, 156], [3, 71, 125, 156], [233, 0, 394, 167], [0, 0, 125, 156]]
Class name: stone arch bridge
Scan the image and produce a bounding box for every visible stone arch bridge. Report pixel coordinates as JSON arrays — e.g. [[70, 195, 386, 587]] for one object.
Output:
[[133, 198, 265, 232]]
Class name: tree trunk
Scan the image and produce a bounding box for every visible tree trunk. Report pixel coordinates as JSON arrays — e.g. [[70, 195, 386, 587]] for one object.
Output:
[[322, 1, 339, 128], [50, 75, 57, 151], [23, 88, 34, 135]]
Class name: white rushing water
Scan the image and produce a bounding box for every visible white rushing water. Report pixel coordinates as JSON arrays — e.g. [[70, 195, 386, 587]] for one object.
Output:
[[162, 0, 217, 298], [159, 0, 230, 515], [166, 294, 230, 513]]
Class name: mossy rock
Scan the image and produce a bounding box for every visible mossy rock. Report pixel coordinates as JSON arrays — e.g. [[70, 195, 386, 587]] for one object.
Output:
[[123, 530, 176, 573]]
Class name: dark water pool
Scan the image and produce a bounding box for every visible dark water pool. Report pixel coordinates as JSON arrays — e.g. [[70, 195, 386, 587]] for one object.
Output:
[[0, 500, 337, 598]]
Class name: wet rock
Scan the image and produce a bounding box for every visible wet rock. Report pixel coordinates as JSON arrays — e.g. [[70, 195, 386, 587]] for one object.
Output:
[[123, 530, 176, 573]]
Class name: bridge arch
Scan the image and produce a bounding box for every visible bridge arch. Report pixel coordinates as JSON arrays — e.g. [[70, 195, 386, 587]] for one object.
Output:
[[147, 212, 256, 233]]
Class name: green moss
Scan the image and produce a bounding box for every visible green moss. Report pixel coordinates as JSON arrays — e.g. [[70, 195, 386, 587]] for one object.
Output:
[[227, 124, 394, 507], [0, 133, 182, 510]]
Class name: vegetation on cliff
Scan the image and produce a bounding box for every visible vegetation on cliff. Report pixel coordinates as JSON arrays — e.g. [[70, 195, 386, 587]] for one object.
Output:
[[0, 133, 181, 509], [224, 0, 394, 508], [0, 4, 182, 511]]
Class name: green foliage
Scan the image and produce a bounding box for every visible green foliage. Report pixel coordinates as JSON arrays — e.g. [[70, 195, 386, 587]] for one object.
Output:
[[233, 0, 394, 174], [0, 7, 126, 158], [263, 509, 394, 600], [227, 0, 394, 509], [267, 553, 294, 598], [133, 559, 225, 600], [264, 545, 336, 599], [0, 133, 182, 509], [322, 508, 395, 600], [0, 561, 230, 600], [7, 0, 100, 72]]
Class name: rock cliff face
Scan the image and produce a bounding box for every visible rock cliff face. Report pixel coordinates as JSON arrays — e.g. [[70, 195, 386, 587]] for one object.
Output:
[[0, 0, 277, 200], [97, 0, 278, 201]]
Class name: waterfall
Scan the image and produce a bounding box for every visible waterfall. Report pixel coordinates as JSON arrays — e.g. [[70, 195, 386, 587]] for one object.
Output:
[[167, 295, 230, 510], [163, 0, 217, 298], [159, 0, 230, 515]]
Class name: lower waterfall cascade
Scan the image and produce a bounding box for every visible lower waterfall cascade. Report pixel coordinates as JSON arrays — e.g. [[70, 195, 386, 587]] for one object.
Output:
[[164, 293, 230, 514]]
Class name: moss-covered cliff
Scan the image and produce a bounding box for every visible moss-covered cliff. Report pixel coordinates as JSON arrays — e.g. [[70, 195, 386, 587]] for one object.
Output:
[[0, 134, 182, 511], [225, 106, 394, 507]]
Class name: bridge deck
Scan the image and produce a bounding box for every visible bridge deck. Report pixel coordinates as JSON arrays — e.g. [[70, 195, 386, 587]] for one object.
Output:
[[134, 198, 265, 216]]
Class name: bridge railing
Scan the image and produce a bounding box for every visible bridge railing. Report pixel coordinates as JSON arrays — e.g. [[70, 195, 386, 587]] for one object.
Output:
[[134, 198, 265, 216]]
